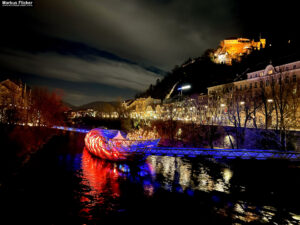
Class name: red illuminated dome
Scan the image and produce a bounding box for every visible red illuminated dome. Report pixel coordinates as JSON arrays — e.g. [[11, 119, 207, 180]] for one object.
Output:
[[84, 128, 160, 161]]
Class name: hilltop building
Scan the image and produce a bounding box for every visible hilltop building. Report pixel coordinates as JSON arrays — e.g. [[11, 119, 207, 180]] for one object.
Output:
[[213, 37, 266, 65]]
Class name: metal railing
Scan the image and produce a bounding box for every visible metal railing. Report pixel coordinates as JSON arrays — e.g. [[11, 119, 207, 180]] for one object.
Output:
[[134, 147, 300, 161]]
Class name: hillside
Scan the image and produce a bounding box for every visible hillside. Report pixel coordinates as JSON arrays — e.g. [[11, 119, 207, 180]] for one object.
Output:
[[138, 37, 300, 100], [62, 101, 76, 110], [72, 101, 119, 112]]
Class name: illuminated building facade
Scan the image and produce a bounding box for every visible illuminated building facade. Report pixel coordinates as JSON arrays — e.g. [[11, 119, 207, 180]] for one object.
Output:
[[213, 37, 266, 65], [124, 95, 208, 123], [122, 61, 299, 132], [0, 79, 30, 107], [207, 61, 300, 130], [124, 97, 161, 120], [0, 79, 31, 123]]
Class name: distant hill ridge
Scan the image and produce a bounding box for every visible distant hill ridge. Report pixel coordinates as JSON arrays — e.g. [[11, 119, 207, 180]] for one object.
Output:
[[70, 101, 119, 111]]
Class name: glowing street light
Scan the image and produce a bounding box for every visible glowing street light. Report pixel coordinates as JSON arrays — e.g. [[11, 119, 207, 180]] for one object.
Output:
[[177, 84, 191, 100], [177, 85, 191, 91]]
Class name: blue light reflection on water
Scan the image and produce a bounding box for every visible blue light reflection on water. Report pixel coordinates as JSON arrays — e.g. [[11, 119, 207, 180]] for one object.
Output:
[[54, 149, 300, 224]]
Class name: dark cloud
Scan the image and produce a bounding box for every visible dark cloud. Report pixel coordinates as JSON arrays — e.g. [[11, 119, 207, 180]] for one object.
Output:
[[0, 49, 160, 91], [26, 0, 241, 69]]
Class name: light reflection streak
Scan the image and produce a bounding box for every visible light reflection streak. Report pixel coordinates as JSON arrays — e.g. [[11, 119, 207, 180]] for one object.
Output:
[[147, 156, 233, 194], [178, 159, 191, 191], [80, 149, 121, 217], [146, 156, 300, 223], [291, 213, 300, 221], [78, 152, 300, 224], [80, 149, 154, 218]]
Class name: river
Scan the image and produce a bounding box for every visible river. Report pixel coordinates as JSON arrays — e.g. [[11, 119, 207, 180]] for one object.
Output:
[[1, 132, 300, 224]]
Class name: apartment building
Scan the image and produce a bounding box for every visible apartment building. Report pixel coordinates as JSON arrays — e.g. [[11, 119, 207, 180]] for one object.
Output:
[[207, 61, 300, 129]]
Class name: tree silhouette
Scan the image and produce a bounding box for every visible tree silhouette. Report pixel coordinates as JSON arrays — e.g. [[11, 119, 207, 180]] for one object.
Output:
[[29, 88, 67, 126]]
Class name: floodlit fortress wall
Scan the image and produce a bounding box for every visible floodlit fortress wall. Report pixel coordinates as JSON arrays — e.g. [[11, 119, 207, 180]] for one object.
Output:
[[213, 38, 266, 65]]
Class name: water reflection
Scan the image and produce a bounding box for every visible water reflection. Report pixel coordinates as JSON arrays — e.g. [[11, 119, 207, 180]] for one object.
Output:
[[79, 149, 300, 224], [215, 200, 300, 224], [80, 148, 154, 219], [80, 148, 121, 218], [4, 132, 300, 224], [147, 155, 233, 194]]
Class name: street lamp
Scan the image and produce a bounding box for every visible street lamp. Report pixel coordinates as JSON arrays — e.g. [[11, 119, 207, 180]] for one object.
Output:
[[177, 84, 191, 100], [177, 85, 191, 91]]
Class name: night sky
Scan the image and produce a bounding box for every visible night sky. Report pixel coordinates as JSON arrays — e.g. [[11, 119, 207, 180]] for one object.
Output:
[[0, 0, 298, 106]]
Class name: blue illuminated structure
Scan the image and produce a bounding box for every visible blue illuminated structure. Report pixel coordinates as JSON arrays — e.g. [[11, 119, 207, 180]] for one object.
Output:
[[52, 126, 300, 161], [52, 125, 90, 133], [84, 128, 160, 161], [138, 147, 300, 161]]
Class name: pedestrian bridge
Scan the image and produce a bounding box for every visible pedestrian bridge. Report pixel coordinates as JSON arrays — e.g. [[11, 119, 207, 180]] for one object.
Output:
[[137, 147, 300, 161]]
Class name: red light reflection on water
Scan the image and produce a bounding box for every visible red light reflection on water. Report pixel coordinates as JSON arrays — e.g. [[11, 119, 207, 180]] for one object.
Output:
[[80, 148, 121, 217]]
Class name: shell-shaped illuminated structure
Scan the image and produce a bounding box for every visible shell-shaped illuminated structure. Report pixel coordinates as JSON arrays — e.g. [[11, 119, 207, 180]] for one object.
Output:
[[84, 128, 160, 161]]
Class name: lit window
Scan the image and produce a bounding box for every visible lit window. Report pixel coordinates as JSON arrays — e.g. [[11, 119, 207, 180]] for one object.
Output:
[[268, 70, 273, 75]]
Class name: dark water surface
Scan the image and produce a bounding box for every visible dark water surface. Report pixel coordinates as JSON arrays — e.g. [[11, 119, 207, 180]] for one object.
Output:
[[1, 132, 300, 224]]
